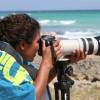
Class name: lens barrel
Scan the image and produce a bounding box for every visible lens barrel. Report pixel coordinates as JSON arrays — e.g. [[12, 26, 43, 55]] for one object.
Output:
[[57, 35, 100, 56]]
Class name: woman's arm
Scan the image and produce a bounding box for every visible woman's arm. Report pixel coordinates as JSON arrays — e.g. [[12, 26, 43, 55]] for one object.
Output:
[[34, 40, 53, 100]]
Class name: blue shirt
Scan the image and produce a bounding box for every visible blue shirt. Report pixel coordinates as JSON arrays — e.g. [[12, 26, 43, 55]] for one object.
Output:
[[0, 50, 36, 100], [26, 62, 52, 100]]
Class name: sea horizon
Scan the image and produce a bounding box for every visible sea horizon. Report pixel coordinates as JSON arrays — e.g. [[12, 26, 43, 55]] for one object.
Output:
[[0, 10, 100, 37], [0, 9, 100, 12]]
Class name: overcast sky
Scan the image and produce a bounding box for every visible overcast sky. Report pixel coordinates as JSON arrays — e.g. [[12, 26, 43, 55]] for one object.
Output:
[[0, 0, 100, 11]]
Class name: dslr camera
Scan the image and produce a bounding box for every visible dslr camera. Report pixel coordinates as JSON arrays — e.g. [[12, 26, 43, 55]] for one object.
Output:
[[38, 35, 100, 57], [38, 35, 55, 56]]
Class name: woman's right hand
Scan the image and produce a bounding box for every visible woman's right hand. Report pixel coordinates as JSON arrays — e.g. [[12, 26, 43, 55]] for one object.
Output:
[[41, 40, 53, 70], [35, 40, 54, 100]]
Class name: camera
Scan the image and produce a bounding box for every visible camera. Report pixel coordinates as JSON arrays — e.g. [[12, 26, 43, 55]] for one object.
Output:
[[38, 35, 100, 56], [38, 35, 55, 56]]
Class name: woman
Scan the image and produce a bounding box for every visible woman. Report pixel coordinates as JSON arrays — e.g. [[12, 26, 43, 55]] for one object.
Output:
[[0, 14, 86, 100]]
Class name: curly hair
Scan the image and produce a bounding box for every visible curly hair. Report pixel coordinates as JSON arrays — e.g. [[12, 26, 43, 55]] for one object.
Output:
[[0, 14, 40, 48]]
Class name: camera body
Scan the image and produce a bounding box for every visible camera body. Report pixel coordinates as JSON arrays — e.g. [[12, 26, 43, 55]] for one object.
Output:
[[38, 35, 55, 56]]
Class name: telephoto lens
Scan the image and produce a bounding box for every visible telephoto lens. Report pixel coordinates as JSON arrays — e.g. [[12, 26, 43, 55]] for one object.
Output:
[[56, 35, 100, 56], [38, 35, 100, 57]]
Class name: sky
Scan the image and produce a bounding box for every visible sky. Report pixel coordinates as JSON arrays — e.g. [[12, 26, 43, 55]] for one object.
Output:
[[0, 0, 100, 11]]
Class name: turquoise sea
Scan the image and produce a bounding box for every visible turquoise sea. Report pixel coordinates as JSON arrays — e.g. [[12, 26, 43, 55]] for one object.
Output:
[[0, 10, 100, 37]]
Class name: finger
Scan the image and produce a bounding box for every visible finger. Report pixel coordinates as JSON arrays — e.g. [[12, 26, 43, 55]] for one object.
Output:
[[42, 40, 46, 51], [71, 50, 76, 57], [70, 50, 79, 62], [75, 49, 81, 58], [54, 46, 61, 55], [80, 50, 85, 59], [57, 54, 62, 59], [84, 51, 88, 58], [79, 50, 83, 58], [55, 51, 62, 59], [56, 49, 62, 55], [53, 40, 60, 47]]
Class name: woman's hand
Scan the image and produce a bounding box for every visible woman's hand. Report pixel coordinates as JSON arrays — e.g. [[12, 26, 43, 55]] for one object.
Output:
[[53, 40, 62, 60], [35, 40, 54, 100], [42, 40, 53, 69], [65, 50, 87, 63], [45, 32, 62, 62]]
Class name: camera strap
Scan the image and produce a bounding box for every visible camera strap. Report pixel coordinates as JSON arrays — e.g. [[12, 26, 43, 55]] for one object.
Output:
[[51, 44, 56, 65]]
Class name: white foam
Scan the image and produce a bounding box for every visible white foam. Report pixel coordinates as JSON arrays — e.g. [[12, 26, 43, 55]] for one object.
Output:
[[39, 19, 76, 26], [60, 20, 76, 25], [27, 13, 32, 16], [0, 16, 5, 19], [12, 12, 16, 15], [63, 31, 96, 38], [39, 20, 50, 25]]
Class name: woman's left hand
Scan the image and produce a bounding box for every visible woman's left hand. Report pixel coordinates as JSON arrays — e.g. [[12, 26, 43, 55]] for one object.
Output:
[[68, 49, 87, 63]]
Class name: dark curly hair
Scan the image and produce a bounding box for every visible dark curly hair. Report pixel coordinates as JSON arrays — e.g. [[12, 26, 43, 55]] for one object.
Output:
[[0, 14, 40, 48]]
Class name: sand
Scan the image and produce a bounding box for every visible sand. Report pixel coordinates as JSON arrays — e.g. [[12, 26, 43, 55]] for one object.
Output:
[[33, 54, 100, 100]]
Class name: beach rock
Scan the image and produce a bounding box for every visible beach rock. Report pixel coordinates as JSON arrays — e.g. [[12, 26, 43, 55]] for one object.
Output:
[[34, 54, 100, 82], [70, 55, 100, 82]]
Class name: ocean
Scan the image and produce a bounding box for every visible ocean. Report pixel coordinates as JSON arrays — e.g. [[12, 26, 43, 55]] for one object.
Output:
[[0, 10, 100, 38]]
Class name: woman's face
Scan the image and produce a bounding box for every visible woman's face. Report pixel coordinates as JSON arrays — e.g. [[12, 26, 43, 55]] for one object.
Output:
[[20, 32, 40, 61]]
